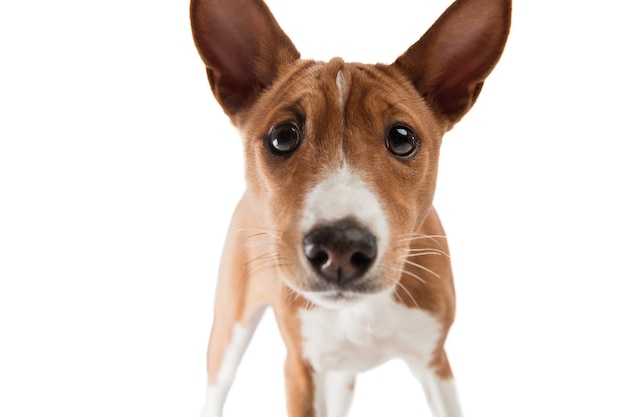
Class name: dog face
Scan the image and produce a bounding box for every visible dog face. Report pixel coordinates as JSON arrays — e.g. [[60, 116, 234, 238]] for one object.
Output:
[[239, 59, 445, 306], [191, 0, 511, 308]]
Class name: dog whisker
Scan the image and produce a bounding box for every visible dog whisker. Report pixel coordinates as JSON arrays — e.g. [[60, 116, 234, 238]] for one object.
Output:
[[402, 247, 446, 252], [398, 252, 450, 259], [401, 248, 450, 258], [235, 227, 283, 239], [287, 288, 314, 311], [401, 259, 441, 279], [243, 231, 275, 239], [241, 241, 285, 252], [244, 251, 282, 266], [394, 282, 421, 310], [397, 234, 448, 250], [245, 253, 288, 267], [235, 254, 286, 286], [242, 250, 291, 275], [285, 287, 300, 308], [390, 266, 426, 284], [399, 252, 449, 260], [246, 261, 292, 278], [239, 229, 289, 247], [397, 233, 448, 241]]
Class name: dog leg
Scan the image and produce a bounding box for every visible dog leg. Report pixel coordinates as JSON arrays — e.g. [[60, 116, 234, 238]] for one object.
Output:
[[408, 361, 462, 417], [284, 354, 317, 417], [200, 310, 265, 417], [420, 372, 462, 417], [289, 369, 355, 417], [200, 197, 273, 417], [322, 371, 356, 417]]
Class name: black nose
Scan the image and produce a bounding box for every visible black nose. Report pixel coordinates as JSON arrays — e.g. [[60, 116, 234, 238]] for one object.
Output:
[[303, 220, 377, 285]]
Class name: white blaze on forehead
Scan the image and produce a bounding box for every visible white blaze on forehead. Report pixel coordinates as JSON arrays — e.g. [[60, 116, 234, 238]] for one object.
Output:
[[336, 69, 348, 107], [300, 165, 389, 247]]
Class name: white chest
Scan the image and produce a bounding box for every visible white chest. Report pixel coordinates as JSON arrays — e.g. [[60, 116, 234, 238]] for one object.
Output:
[[298, 293, 443, 373]]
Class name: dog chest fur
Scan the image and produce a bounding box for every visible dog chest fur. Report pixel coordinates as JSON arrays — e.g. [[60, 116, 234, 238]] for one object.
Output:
[[299, 293, 442, 373]]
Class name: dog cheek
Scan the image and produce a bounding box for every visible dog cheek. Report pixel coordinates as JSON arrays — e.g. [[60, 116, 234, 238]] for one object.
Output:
[[240, 142, 281, 228], [369, 164, 419, 233], [408, 145, 442, 227], [376, 158, 440, 240]]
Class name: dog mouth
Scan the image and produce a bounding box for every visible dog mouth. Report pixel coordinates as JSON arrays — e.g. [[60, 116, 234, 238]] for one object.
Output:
[[300, 289, 369, 309], [295, 271, 395, 308]]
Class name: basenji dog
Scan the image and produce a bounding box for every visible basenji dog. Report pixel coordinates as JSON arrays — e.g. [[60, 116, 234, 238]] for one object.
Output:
[[190, 0, 511, 415]]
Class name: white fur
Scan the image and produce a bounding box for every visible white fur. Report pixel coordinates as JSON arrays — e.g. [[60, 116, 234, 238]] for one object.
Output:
[[336, 69, 348, 107], [299, 293, 462, 416], [200, 319, 263, 417], [312, 370, 356, 417], [411, 370, 462, 417], [323, 371, 356, 417], [299, 292, 453, 416], [200, 386, 223, 417], [299, 292, 442, 373], [300, 165, 389, 256]]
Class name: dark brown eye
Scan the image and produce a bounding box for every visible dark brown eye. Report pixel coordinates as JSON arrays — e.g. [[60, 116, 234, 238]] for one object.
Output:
[[386, 125, 419, 157], [267, 122, 301, 155]]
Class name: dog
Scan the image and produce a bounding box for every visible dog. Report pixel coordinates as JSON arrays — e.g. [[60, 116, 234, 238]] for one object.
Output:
[[190, 0, 511, 415]]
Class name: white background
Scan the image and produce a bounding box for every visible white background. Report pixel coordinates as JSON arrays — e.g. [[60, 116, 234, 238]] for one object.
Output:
[[1, 0, 625, 416]]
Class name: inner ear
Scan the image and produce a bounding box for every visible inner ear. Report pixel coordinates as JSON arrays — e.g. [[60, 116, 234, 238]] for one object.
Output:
[[393, 0, 512, 125]]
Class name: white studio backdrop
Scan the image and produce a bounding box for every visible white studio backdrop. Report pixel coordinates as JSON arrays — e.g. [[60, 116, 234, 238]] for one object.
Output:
[[1, 0, 625, 416]]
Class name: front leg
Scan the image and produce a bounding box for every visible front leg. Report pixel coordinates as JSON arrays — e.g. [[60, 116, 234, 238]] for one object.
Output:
[[320, 371, 356, 417], [284, 353, 317, 417], [419, 371, 462, 417], [408, 352, 462, 417], [284, 358, 356, 417]]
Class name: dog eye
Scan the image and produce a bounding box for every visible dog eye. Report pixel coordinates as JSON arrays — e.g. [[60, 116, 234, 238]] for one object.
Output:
[[386, 125, 420, 157], [267, 122, 301, 155]]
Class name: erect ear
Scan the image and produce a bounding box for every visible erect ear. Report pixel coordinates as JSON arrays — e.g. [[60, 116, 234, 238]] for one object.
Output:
[[392, 0, 511, 126], [190, 0, 300, 118]]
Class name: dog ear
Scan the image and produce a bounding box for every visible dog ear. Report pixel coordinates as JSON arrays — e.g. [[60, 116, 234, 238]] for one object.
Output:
[[393, 0, 511, 126], [190, 0, 300, 119]]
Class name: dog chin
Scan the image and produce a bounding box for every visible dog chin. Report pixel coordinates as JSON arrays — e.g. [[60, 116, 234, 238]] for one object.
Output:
[[301, 290, 371, 309]]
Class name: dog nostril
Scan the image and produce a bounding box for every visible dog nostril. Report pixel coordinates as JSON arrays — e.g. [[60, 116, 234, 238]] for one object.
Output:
[[304, 244, 329, 268], [303, 220, 377, 285], [351, 250, 374, 270]]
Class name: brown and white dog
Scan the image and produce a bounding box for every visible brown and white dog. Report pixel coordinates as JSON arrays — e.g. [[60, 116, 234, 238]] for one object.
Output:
[[190, 0, 511, 415]]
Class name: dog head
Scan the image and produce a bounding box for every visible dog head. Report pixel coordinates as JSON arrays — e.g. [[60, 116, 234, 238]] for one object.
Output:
[[191, 0, 511, 308]]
